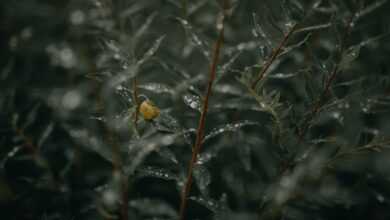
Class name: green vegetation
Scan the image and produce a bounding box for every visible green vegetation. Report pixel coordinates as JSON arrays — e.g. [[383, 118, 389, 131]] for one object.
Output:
[[1, 0, 390, 219]]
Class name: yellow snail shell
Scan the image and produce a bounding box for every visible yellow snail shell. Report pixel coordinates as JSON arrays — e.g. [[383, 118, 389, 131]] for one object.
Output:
[[139, 100, 160, 120]]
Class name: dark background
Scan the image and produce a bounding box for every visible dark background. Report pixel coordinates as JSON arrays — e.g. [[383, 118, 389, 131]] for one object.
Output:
[[1, 0, 390, 219]]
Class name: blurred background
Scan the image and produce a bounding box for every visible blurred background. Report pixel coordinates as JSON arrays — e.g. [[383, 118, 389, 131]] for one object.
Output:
[[1, 0, 390, 219]]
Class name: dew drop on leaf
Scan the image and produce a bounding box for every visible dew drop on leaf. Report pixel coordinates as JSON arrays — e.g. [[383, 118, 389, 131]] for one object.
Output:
[[183, 94, 202, 112]]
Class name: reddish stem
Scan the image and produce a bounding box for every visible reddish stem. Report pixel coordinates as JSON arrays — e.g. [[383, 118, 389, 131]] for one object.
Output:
[[251, 24, 298, 89], [178, 2, 228, 219]]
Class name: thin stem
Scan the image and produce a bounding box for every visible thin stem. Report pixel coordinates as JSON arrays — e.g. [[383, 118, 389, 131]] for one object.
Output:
[[178, 1, 228, 219], [107, 130, 128, 220], [326, 139, 390, 168], [120, 172, 129, 220], [297, 16, 355, 142], [132, 77, 140, 138], [297, 65, 338, 141], [251, 23, 298, 89]]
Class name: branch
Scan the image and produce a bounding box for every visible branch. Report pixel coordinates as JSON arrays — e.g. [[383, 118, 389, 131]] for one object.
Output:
[[297, 15, 355, 142], [251, 23, 298, 89], [178, 1, 229, 219], [132, 77, 140, 138]]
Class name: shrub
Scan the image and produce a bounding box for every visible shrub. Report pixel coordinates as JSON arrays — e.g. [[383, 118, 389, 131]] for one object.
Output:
[[1, 0, 390, 219]]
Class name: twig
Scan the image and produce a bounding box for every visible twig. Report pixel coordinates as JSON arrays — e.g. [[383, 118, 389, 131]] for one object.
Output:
[[326, 138, 390, 168], [251, 23, 298, 89], [258, 15, 357, 219], [297, 15, 355, 142], [132, 77, 140, 138], [106, 130, 128, 220], [178, 1, 229, 219]]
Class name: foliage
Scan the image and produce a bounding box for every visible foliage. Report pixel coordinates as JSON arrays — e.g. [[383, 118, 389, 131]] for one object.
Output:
[[1, 0, 390, 219]]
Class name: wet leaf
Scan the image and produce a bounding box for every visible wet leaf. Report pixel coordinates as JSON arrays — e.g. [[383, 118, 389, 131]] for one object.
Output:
[[193, 165, 211, 196], [203, 121, 260, 143], [129, 198, 178, 218], [339, 45, 361, 70], [137, 35, 165, 66], [183, 94, 202, 112], [157, 147, 178, 164], [137, 166, 178, 181], [37, 122, 54, 148], [268, 72, 298, 79], [176, 17, 211, 60]]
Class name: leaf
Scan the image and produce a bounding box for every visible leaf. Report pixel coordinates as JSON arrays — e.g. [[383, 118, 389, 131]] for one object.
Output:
[[203, 121, 260, 143], [22, 103, 41, 129], [183, 94, 202, 112], [37, 122, 54, 148], [1, 146, 22, 169], [213, 84, 243, 96], [138, 83, 174, 95], [216, 52, 241, 82], [129, 198, 178, 218], [125, 134, 177, 175], [189, 194, 230, 217], [339, 33, 389, 70], [157, 59, 191, 79], [107, 36, 165, 89], [252, 13, 273, 49], [268, 72, 298, 79], [282, 0, 305, 22], [67, 127, 114, 163], [189, 196, 220, 213], [153, 112, 181, 133], [295, 23, 332, 33], [278, 33, 311, 57], [137, 166, 178, 181], [157, 147, 178, 164], [354, 0, 388, 22], [133, 12, 157, 44], [238, 143, 252, 171], [339, 45, 361, 70], [104, 40, 121, 53], [137, 35, 166, 66], [193, 165, 211, 196], [176, 17, 211, 59]]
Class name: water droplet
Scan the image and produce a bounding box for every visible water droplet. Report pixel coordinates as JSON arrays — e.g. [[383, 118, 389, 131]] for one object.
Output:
[[46, 44, 77, 68], [252, 28, 259, 37], [377, 194, 385, 203], [269, 73, 297, 79], [62, 90, 81, 110], [138, 166, 177, 181], [21, 27, 33, 40], [330, 111, 343, 124], [183, 94, 202, 112], [102, 189, 118, 206], [139, 83, 174, 94], [189, 196, 219, 212], [70, 10, 85, 25], [284, 21, 296, 30], [204, 121, 259, 142]]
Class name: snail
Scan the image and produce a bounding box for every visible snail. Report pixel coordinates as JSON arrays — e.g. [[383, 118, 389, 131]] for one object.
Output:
[[139, 100, 160, 120]]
